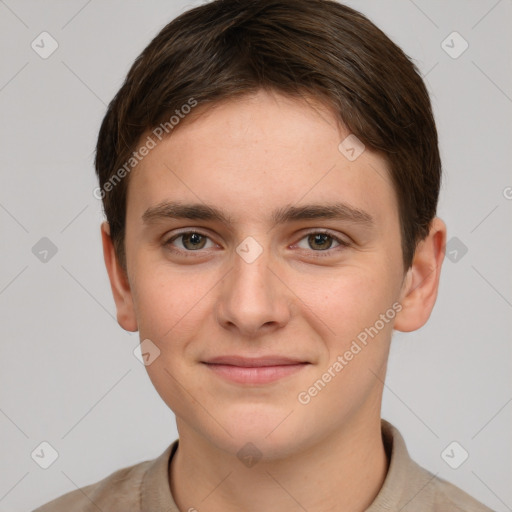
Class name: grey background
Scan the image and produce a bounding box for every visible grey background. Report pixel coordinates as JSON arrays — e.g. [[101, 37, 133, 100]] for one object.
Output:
[[0, 0, 511, 510]]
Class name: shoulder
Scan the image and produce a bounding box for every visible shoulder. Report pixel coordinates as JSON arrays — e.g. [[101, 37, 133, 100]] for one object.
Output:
[[33, 441, 177, 512], [32, 459, 152, 512], [410, 460, 495, 512], [376, 420, 495, 512]]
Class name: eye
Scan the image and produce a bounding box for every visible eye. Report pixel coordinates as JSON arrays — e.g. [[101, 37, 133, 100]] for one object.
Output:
[[163, 229, 349, 258], [165, 231, 215, 251], [295, 231, 349, 254]]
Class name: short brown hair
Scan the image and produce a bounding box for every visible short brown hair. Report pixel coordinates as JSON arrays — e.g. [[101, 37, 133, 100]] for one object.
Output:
[[95, 0, 441, 271]]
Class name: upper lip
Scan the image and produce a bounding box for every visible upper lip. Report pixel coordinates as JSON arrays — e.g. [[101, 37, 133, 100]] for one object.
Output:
[[203, 356, 308, 367]]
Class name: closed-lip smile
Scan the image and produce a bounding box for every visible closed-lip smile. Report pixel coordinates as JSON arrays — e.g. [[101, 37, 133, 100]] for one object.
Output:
[[202, 355, 310, 384]]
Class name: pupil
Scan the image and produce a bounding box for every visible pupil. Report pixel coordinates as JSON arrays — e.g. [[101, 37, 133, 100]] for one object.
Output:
[[185, 233, 205, 249], [310, 233, 331, 250]]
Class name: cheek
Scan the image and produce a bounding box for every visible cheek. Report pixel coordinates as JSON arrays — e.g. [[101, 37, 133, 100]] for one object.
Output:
[[294, 265, 399, 346], [292, 269, 397, 424], [130, 258, 214, 344], [130, 263, 215, 416]]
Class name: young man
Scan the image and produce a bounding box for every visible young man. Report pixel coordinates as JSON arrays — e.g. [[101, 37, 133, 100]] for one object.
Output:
[[35, 0, 493, 510]]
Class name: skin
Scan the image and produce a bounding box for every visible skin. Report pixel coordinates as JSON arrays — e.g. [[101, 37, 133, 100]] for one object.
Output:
[[102, 89, 446, 512]]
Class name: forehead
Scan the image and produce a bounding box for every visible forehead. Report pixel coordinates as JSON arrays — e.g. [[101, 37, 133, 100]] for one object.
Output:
[[127, 90, 397, 227]]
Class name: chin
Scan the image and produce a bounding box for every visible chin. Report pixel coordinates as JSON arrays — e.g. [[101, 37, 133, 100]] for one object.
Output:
[[202, 404, 313, 461]]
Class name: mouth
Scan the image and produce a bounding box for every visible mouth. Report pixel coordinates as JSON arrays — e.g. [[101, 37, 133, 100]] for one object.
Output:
[[202, 355, 310, 385]]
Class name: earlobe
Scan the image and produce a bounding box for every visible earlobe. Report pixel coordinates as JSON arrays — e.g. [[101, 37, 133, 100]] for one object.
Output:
[[100, 222, 138, 332], [394, 217, 447, 333]]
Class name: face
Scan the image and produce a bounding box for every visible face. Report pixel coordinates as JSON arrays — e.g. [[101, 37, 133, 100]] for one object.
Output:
[[105, 90, 441, 460]]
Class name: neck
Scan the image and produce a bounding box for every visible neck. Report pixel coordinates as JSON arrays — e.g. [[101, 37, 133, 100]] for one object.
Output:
[[169, 414, 389, 512]]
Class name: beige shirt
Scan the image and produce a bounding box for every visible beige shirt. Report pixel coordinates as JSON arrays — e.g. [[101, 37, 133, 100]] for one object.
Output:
[[33, 420, 494, 511]]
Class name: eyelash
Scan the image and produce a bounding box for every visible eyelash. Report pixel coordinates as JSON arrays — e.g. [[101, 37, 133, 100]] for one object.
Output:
[[163, 229, 350, 258]]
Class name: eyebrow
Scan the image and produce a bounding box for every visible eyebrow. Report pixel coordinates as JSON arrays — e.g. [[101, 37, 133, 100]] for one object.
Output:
[[142, 201, 374, 227]]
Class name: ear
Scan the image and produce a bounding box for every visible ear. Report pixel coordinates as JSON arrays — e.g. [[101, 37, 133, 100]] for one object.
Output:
[[101, 222, 138, 332], [394, 217, 447, 332]]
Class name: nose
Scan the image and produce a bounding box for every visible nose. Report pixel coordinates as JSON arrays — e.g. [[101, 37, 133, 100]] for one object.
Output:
[[215, 241, 292, 337]]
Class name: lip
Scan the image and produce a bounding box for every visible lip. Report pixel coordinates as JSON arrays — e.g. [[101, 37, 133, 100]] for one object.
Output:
[[204, 355, 307, 367], [202, 355, 310, 384]]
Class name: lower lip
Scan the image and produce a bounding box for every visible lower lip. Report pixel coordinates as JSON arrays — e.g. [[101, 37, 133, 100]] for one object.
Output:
[[203, 363, 308, 384]]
